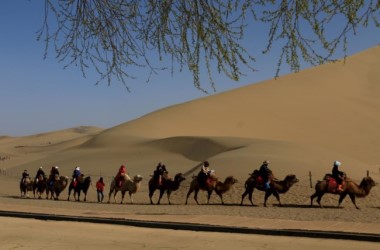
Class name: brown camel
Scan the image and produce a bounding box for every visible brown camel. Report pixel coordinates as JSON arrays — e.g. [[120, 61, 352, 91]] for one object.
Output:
[[46, 176, 69, 200], [310, 176, 376, 209], [185, 176, 238, 205], [107, 174, 143, 204], [20, 177, 34, 198], [67, 175, 92, 202], [240, 171, 299, 207], [33, 174, 47, 199], [149, 173, 186, 205]]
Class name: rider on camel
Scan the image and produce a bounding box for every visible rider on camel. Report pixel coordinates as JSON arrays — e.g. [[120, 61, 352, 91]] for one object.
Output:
[[153, 162, 168, 186], [72, 166, 81, 187], [332, 160, 345, 192], [115, 164, 127, 188], [259, 160, 272, 190], [48, 166, 59, 187], [197, 161, 213, 187], [35, 166, 45, 183], [21, 169, 29, 184]]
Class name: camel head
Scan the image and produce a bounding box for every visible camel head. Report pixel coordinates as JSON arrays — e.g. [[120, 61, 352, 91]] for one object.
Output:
[[61, 176, 69, 185], [360, 176, 376, 189], [133, 174, 143, 183], [284, 174, 299, 185], [224, 176, 238, 185], [174, 173, 186, 182]]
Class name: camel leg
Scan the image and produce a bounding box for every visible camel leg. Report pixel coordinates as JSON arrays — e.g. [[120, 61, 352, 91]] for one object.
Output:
[[185, 187, 194, 205], [113, 189, 117, 203], [113, 190, 119, 203], [310, 192, 317, 207], [157, 189, 165, 205], [149, 187, 156, 205], [107, 191, 112, 203], [263, 190, 273, 207], [194, 188, 200, 205], [77, 191, 81, 202], [218, 193, 224, 205], [348, 193, 359, 209], [46, 188, 53, 200], [311, 191, 324, 207], [129, 192, 134, 204], [248, 189, 255, 206], [167, 190, 173, 205], [338, 193, 347, 208], [67, 188, 71, 201], [272, 191, 282, 207], [240, 189, 249, 205], [54, 191, 60, 200], [316, 193, 325, 207], [120, 191, 125, 204], [206, 190, 213, 204]]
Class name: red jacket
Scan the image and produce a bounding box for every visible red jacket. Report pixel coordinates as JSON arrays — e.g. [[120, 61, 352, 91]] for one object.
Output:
[[96, 181, 105, 192], [116, 165, 127, 179]]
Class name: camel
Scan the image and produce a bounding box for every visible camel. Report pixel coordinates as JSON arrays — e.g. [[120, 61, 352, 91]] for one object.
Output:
[[33, 174, 47, 199], [20, 177, 34, 198], [185, 175, 238, 205], [149, 173, 186, 205], [107, 174, 143, 204], [240, 171, 299, 207], [67, 175, 92, 202], [46, 176, 69, 200], [310, 176, 376, 209]]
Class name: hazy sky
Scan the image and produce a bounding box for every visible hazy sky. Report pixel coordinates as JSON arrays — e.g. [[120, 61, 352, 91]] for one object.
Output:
[[1, 1, 379, 136]]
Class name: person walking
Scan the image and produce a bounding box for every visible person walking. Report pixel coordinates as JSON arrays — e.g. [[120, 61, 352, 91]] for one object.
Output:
[[96, 177, 105, 203]]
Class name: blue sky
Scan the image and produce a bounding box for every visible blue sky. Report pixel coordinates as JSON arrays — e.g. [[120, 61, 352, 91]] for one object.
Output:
[[0, 1, 379, 136]]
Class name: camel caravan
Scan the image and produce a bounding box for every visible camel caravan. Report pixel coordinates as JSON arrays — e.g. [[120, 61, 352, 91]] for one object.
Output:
[[18, 160, 376, 209]]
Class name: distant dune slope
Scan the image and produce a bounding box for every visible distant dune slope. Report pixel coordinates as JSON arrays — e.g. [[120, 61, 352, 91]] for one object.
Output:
[[96, 46, 380, 166]]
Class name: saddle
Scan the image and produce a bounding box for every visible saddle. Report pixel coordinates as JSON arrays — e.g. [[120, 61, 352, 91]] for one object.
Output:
[[22, 177, 31, 185], [324, 174, 345, 193], [251, 170, 272, 188], [203, 176, 217, 188]]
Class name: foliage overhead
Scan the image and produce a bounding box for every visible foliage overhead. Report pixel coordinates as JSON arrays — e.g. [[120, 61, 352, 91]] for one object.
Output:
[[38, 0, 380, 92]]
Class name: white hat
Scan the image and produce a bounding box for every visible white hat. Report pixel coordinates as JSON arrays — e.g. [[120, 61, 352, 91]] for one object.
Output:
[[39, 166, 43, 169], [55, 166, 59, 169], [75, 167, 80, 170], [334, 161, 341, 167]]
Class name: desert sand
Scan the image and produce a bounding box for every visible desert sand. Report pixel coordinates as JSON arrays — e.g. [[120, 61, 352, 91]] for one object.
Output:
[[1, 46, 380, 249]]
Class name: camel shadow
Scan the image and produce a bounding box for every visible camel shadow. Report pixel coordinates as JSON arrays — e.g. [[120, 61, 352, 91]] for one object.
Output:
[[272, 203, 312, 208], [187, 203, 251, 207], [5, 195, 71, 202], [6, 195, 44, 200], [7, 195, 24, 199], [239, 204, 260, 207], [307, 204, 343, 209]]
